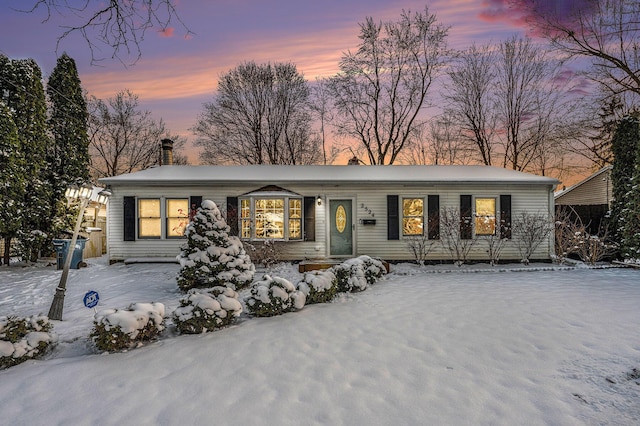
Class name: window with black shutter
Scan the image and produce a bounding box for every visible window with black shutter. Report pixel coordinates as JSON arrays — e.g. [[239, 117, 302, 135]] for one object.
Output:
[[304, 196, 316, 242], [226, 196, 239, 236], [387, 195, 399, 240], [123, 196, 136, 241], [427, 195, 440, 240], [500, 195, 512, 239], [460, 195, 473, 240]]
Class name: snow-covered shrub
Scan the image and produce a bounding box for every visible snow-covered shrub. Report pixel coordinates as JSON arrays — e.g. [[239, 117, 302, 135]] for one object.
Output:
[[173, 286, 243, 334], [296, 269, 337, 304], [331, 256, 386, 293], [245, 275, 306, 317], [358, 255, 387, 284], [91, 302, 166, 352], [332, 262, 368, 292], [177, 200, 254, 291], [0, 315, 56, 369]]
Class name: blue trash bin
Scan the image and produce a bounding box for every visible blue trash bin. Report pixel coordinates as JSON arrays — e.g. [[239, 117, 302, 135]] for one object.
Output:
[[52, 238, 87, 270]]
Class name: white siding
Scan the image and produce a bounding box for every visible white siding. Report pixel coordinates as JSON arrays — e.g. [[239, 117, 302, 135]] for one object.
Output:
[[106, 182, 555, 263]]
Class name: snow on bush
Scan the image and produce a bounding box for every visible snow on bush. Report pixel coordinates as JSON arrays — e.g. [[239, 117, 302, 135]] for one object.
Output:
[[173, 286, 243, 334], [177, 200, 255, 292], [0, 315, 56, 369], [332, 255, 386, 292], [245, 275, 306, 317], [91, 302, 166, 352], [296, 269, 337, 304]]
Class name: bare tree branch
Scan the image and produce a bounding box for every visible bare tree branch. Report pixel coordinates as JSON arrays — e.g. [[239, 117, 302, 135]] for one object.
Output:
[[22, 1, 192, 65]]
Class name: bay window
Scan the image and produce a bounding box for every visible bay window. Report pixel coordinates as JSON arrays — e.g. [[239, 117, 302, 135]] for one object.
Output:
[[239, 194, 303, 240]]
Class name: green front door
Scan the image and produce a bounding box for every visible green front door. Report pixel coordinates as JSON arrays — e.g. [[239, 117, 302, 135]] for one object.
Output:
[[329, 199, 353, 257]]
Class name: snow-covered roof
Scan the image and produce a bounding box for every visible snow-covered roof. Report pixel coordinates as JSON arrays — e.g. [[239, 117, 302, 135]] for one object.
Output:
[[99, 165, 560, 187]]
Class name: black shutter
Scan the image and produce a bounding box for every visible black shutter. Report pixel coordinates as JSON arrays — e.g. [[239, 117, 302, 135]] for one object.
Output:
[[460, 195, 473, 240], [387, 195, 399, 240], [123, 196, 136, 241], [304, 196, 316, 241], [189, 196, 202, 221], [500, 195, 512, 239], [427, 195, 440, 240], [226, 197, 239, 236]]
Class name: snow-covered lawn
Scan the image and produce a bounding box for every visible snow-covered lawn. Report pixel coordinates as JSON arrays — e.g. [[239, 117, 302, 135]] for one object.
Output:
[[1, 258, 639, 425]]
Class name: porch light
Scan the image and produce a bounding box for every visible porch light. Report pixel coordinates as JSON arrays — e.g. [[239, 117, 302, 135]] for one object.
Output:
[[317, 195, 323, 206], [48, 184, 110, 321]]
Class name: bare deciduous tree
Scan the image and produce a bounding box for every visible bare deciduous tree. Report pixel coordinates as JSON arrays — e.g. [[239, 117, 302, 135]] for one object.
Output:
[[530, 0, 640, 97], [439, 207, 476, 266], [88, 89, 167, 178], [443, 43, 498, 166], [24, 0, 191, 65], [512, 211, 553, 265], [310, 77, 334, 165], [401, 114, 473, 165], [444, 37, 579, 175], [326, 7, 449, 165], [194, 61, 321, 165]]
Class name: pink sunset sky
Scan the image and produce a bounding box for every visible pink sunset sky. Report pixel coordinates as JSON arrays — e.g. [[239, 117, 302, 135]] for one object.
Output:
[[0, 0, 592, 177]]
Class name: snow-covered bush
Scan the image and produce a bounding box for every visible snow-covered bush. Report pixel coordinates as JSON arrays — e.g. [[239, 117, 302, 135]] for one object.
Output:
[[177, 200, 254, 291], [0, 315, 56, 369], [332, 256, 386, 292], [296, 269, 337, 304], [358, 255, 387, 284], [173, 286, 243, 334], [91, 302, 166, 352], [245, 275, 306, 317]]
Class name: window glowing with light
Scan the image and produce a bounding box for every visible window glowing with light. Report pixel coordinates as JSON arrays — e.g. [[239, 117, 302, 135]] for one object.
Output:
[[138, 199, 161, 238], [166, 199, 189, 237], [402, 198, 424, 236], [475, 198, 496, 236]]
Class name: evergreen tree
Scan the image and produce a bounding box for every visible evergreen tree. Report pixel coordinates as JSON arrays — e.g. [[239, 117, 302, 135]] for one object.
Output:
[[46, 53, 91, 238], [0, 101, 26, 265], [177, 200, 254, 291], [609, 116, 640, 251], [621, 129, 640, 260], [0, 56, 51, 262]]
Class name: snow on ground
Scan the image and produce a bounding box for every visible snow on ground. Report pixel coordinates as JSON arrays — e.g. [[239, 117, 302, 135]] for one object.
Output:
[[0, 258, 639, 425]]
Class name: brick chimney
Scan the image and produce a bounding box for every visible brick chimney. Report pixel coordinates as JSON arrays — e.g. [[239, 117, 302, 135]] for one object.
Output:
[[161, 139, 174, 165], [347, 156, 359, 165]]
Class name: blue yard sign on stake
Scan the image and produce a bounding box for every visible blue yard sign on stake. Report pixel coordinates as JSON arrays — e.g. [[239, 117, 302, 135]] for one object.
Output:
[[83, 290, 99, 313]]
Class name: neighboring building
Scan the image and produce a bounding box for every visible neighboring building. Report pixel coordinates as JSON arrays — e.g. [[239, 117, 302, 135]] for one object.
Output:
[[99, 160, 559, 264], [555, 166, 612, 234]]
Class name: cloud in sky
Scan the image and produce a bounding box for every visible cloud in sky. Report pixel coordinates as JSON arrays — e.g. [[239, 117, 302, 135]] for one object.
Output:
[[478, 0, 596, 30]]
